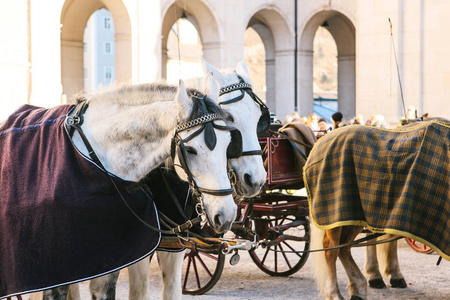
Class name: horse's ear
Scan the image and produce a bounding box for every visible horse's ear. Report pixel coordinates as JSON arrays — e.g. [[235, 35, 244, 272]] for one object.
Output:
[[204, 72, 220, 101], [201, 58, 226, 85], [236, 60, 251, 81], [176, 80, 191, 121]]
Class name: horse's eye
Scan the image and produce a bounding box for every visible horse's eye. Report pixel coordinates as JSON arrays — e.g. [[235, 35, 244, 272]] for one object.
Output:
[[185, 146, 197, 155]]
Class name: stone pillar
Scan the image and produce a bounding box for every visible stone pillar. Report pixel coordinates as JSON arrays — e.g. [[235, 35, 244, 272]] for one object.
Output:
[[30, 1, 62, 106], [134, 0, 161, 83], [265, 58, 276, 112], [0, 0, 30, 120], [202, 41, 223, 69], [61, 39, 84, 99], [338, 54, 355, 118], [298, 49, 314, 117], [115, 32, 132, 83], [274, 49, 295, 122], [161, 47, 168, 79]]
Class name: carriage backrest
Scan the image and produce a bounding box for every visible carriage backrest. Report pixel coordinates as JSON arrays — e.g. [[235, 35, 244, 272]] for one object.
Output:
[[259, 121, 316, 190]]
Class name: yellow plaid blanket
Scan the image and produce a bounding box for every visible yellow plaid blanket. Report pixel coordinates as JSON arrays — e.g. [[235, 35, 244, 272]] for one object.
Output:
[[304, 121, 450, 260]]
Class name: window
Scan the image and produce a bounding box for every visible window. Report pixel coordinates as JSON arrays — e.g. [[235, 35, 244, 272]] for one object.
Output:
[[105, 67, 113, 80], [83, 43, 87, 52], [104, 42, 111, 54], [104, 17, 111, 29], [84, 68, 88, 79]]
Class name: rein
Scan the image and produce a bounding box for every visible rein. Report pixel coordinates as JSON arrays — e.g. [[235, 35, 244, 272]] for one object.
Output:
[[262, 233, 401, 255]]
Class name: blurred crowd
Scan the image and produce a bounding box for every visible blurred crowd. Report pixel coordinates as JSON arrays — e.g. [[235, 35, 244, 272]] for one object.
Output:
[[280, 106, 424, 138]]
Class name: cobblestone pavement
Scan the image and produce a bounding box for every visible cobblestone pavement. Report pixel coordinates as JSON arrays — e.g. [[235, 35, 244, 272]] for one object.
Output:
[[23, 238, 447, 300]]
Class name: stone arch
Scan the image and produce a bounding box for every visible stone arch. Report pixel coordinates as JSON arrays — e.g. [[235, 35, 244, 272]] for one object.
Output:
[[246, 7, 294, 119], [60, 0, 131, 98], [299, 9, 356, 119], [161, 0, 222, 79]]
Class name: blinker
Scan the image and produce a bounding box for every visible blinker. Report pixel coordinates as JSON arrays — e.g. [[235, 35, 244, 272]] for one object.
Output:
[[227, 129, 243, 159], [257, 106, 271, 134]]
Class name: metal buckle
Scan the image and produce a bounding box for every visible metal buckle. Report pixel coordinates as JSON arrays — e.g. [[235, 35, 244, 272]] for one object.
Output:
[[65, 115, 81, 126]]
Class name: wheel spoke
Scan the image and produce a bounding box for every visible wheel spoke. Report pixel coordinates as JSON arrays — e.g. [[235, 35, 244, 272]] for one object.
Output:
[[183, 256, 192, 289], [274, 244, 278, 272], [198, 252, 219, 261], [278, 243, 292, 269], [282, 240, 303, 258], [192, 255, 201, 289], [195, 253, 214, 278], [260, 246, 271, 265]]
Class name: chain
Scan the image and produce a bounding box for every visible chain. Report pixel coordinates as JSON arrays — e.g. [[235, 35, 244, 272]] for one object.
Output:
[[176, 113, 221, 133], [219, 82, 252, 96]]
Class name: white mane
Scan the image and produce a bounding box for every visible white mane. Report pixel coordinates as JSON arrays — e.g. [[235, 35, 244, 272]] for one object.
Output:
[[86, 81, 179, 106]]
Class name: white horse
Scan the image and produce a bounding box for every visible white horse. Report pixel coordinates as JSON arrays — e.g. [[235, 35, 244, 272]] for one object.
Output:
[[151, 60, 268, 300], [21, 74, 237, 300], [62, 60, 267, 300]]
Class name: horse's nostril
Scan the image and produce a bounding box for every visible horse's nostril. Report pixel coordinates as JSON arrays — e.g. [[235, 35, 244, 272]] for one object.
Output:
[[214, 214, 222, 227], [244, 173, 253, 187]]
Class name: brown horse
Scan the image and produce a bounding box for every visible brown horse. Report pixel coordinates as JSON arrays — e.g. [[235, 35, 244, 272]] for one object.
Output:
[[305, 121, 450, 299]]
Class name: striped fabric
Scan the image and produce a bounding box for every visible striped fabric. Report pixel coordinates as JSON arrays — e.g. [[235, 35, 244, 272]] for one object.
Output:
[[304, 121, 450, 260]]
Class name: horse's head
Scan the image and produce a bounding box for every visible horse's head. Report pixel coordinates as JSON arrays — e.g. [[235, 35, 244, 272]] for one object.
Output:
[[202, 59, 267, 197], [173, 77, 237, 233]]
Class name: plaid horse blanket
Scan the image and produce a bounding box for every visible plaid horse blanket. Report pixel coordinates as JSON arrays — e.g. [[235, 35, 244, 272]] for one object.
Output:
[[0, 105, 160, 298], [304, 121, 450, 261]]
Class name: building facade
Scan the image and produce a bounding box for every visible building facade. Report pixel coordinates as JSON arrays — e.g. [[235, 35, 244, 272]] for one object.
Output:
[[0, 0, 449, 124], [83, 9, 116, 92]]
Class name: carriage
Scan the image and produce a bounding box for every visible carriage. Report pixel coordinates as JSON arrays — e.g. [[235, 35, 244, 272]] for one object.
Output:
[[167, 119, 449, 297]]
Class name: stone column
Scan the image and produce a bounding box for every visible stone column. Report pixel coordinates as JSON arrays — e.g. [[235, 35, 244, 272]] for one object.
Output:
[[202, 41, 223, 69], [60, 40, 83, 99], [265, 58, 276, 112], [274, 49, 295, 122], [134, 0, 161, 83], [298, 49, 314, 117], [337, 54, 355, 118], [114, 32, 132, 83]]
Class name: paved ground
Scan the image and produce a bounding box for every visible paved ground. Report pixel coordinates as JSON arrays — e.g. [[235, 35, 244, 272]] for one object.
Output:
[[26, 238, 444, 300]]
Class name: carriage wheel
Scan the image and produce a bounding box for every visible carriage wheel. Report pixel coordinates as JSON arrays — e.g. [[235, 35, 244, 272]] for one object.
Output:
[[405, 237, 433, 254], [181, 247, 226, 295], [248, 215, 310, 276]]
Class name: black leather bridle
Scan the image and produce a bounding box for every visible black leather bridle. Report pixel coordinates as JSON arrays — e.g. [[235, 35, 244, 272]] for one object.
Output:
[[218, 75, 270, 157], [170, 92, 243, 200]]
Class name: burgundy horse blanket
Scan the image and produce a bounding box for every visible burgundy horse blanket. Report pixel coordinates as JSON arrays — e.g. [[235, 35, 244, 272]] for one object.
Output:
[[0, 105, 160, 298], [304, 121, 450, 261]]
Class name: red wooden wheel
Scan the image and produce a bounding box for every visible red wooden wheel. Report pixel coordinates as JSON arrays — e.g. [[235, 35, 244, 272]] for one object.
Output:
[[248, 215, 310, 276], [181, 247, 225, 295], [405, 237, 433, 254]]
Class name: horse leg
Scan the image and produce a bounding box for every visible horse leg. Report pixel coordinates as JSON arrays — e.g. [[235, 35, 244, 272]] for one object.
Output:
[[67, 284, 81, 300], [157, 250, 185, 300], [128, 256, 152, 300], [89, 272, 120, 300], [323, 227, 345, 300], [338, 226, 367, 300], [42, 285, 70, 300], [364, 235, 386, 289], [377, 237, 407, 288], [311, 223, 344, 299]]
